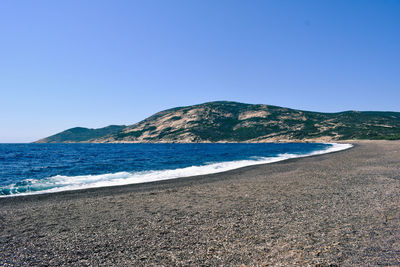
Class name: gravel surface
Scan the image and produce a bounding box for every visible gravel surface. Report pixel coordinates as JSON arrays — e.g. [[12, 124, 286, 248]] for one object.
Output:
[[1, 140, 400, 266]]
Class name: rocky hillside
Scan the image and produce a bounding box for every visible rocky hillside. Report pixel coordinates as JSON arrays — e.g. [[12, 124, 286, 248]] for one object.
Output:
[[36, 101, 400, 143]]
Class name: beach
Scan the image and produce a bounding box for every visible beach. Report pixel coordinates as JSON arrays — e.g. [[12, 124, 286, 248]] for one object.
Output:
[[1, 140, 399, 266]]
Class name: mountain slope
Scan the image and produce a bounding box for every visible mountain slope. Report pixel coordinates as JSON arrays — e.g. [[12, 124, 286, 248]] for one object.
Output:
[[35, 125, 126, 143], [35, 101, 400, 143]]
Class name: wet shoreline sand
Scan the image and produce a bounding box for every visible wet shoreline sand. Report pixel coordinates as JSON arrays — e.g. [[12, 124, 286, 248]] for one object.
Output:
[[1, 140, 400, 266]]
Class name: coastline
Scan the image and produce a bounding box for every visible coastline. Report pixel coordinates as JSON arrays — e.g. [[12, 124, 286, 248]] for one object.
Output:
[[1, 140, 399, 265], [0, 142, 352, 198]]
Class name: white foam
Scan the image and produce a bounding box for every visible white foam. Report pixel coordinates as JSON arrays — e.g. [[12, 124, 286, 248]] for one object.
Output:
[[0, 143, 353, 197]]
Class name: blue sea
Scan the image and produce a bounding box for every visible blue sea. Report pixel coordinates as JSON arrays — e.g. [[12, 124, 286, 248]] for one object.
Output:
[[0, 143, 352, 197]]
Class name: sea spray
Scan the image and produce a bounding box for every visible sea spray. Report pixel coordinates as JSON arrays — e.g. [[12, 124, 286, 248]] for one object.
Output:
[[0, 143, 352, 197]]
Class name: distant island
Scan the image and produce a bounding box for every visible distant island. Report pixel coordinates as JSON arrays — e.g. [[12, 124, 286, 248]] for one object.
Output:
[[35, 101, 400, 143]]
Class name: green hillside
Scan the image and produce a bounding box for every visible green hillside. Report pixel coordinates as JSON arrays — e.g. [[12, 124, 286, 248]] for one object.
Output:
[[35, 125, 126, 143], [35, 101, 400, 143]]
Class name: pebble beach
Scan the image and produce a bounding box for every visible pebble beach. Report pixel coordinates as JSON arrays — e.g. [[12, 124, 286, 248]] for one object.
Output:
[[1, 140, 399, 266]]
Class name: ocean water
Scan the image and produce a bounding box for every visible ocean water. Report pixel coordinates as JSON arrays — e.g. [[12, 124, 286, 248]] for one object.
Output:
[[0, 143, 352, 197]]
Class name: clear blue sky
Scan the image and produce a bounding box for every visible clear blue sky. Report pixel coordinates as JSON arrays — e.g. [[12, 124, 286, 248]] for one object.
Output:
[[1, 0, 399, 142]]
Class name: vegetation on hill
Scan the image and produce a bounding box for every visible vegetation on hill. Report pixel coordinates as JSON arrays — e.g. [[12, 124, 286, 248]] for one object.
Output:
[[35, 101, 400, 143], [35, 125, 126, 143]]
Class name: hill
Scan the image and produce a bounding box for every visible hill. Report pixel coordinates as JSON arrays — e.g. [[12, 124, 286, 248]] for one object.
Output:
[[35, 125, 126, 143], [35, 101, 400, 143]]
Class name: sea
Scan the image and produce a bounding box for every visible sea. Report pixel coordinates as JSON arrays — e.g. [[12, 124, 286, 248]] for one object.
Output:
[[0, 143, 352, 197]]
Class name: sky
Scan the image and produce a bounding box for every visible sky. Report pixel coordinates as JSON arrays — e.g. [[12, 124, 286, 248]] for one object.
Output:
[[1, 0, 399, 142]]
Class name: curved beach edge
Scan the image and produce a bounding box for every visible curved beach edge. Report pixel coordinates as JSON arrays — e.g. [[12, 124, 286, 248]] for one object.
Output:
[[0, 142, 353, 199]]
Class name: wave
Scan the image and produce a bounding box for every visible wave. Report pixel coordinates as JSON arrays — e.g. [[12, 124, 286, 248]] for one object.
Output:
[[0, 143, 353, 197]]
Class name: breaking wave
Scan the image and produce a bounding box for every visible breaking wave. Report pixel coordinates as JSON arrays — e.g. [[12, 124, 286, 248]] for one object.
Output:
[[0, 143, 352, 197]]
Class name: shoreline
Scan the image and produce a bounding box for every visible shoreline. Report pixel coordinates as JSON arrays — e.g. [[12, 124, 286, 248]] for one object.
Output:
[[1, 140, 399, 265], [0, 142, 352, 198], [1, 143, 352, 202]]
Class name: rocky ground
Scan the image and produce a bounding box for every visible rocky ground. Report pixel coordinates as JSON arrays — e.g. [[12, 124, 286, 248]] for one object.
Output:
[[1, 140, 400, 266]]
